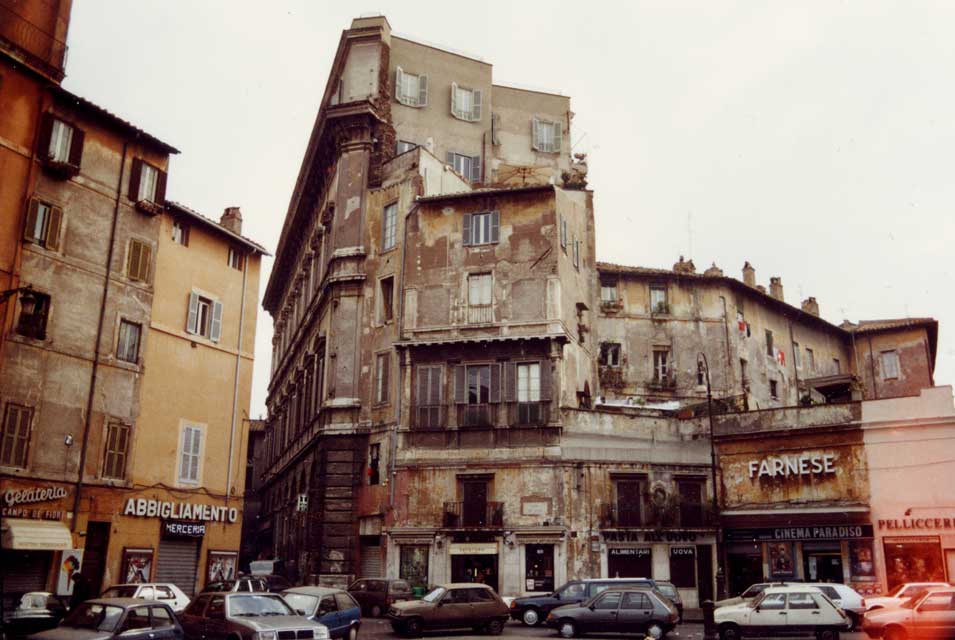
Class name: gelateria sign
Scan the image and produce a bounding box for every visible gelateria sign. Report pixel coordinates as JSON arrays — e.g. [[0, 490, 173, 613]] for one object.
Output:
[[4, 485, 69, 506], [747, 453, 837, 479], [123, 498, 238, 524]]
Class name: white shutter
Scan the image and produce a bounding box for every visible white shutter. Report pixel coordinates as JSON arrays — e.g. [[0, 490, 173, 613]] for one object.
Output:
[[418, 74, 428, 107], [471, 89, 482, 121], [451, 81, 458, 117], [532, 117, 541, 151], [490, 210, 500, 243], [553, 120, 563, 153], [210, 301, 223, 343], [395, 66, 404, 102], [179, 428, 192, 481], [190, 428, 201, 480], [186, 292, 199, 334]]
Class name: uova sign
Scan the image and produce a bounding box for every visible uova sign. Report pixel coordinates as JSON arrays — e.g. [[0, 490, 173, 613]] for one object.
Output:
[[748, 453, 837, 479], [124, 498, 238, 524]]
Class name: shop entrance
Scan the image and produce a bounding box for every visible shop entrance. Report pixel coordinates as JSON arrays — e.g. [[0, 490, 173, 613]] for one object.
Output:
[[607, 547, 652, 578], [803, 542, 843, 583], [727, 543, 763, 596], [451, 554, 498, 593], [81, 521, 111, 595]]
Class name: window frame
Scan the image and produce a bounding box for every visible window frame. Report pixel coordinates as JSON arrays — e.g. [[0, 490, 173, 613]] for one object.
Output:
[[652, 348, 671, 383], [451, 82, 482, 122], [463, 212, 499, 247], [379, 276, 395, 324], [172, 220, 189, 246], [395, 67, 428, 108], [532, 117, 562, 153], [765, 329, 774, 357], [650, 284, 668, 314], [793, 342, 801, 369], [881, 350, 900, 380], [448, 152, 482, 184], [769, 379, 779, 400], [186, 291, 223, 342], [116, 318, 142, 364], [177, 421, 205, 485], [517, 362, 541, 403], [805, 347, 815, 373], [138, 163, 159, 203], [228, 247, 244, 271], [375, 352, 391, 405], [15, 291, 51, 341], [382, 201, 398, 252], [599, 342, 621, 367], [48, 118, 75, 163], [396, 140, 418, 155], [126, 238, 153, 284], [0, 403, 33, 468], [23, 199, 63, 250], [102, 421, 131, 480]]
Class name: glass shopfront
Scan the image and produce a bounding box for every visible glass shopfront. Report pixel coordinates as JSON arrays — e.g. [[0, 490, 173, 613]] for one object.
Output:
[[524, 544, 554, 592], [883, 536, 945, 592], [399, 545, 429, 590]]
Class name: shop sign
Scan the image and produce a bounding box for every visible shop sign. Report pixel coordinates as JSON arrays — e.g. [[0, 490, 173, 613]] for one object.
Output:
[[449, 542, 498, 555], [725, 524, 874, 542], [124, 498, 238, 523], [747, 454, 836, 479], [609, 547, 651, 557], [4, 485, 68, 506], [162, 520, 206, 539], [603, 530, 699, 543], [878, 517, 955, 531], [1, 506, 64, 520]]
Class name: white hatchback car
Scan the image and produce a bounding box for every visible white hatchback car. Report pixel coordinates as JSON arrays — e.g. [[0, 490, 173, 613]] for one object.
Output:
[[803, 583, 866, 629], [865, 582, 951, 611], [100, 582, 191, 612], [715, 585, 849, 640]]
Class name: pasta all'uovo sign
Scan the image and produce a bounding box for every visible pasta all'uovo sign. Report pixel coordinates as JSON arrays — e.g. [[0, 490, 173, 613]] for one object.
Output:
[[123, 498, 239, 524]]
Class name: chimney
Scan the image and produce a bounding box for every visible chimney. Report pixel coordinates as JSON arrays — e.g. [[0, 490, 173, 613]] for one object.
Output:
[[673, 255, 696, 274], [220, 206, 243, 235], [801, 297, 819, 316], [704, 262, 723, 277], [769, 276, 784, 301], [742, 261, 756, 287]]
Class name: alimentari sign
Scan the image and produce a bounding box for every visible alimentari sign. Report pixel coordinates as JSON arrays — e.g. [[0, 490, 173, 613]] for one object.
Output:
[[123, 498, 238, 523]]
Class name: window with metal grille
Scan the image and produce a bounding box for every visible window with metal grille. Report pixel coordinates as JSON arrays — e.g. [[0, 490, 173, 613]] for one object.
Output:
[[0, 403, 32, 468], [103, 422, 130, 479], [116, 319, 141, 363]]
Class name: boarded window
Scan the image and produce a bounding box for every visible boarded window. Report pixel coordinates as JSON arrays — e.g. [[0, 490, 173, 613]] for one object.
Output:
[[881, 351, 900, 379], [127, 239, 152, 283], [0, 404, 32, 467], [103, 422, 130, 479]]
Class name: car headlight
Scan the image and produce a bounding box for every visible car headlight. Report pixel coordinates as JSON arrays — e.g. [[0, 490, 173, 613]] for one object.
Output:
[[313, 624, 330, 640], [255, 632, 278, 640]]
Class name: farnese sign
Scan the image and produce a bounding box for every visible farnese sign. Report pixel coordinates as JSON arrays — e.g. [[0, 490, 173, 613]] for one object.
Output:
[[124, 498, 238, 524], [748, 453, 837, 479]]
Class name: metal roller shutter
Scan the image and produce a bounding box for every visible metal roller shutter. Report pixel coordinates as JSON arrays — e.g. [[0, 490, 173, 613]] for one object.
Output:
[[155, 539, 200, 596], [359, 544, 382, 578], [1, 550, 51, 613]]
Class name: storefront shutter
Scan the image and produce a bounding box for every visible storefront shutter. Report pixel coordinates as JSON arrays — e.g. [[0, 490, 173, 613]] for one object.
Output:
[[360, 543, 383, 578], [155, 539, 200, 596]]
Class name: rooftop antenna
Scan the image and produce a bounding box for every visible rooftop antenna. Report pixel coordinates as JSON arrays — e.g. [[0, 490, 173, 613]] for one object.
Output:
[[687, 212, 693, 259], [571, 131, 589, 152]]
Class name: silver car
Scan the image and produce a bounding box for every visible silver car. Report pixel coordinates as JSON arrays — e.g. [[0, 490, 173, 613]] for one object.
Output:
[[178, 592, 330, 640]]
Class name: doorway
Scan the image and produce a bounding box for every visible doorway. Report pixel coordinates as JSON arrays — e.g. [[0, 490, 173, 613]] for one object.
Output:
[[727, 543, 763, 596], [803, 542, 843, 582], [82, 521, 111, 595], [451, 554, 498, 593], [696, 544, 714, 602], [462, 480, 488, 527]]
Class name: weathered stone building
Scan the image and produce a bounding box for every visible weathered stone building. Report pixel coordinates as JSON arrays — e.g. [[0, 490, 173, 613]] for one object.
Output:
[[258, 14, 949, 606]]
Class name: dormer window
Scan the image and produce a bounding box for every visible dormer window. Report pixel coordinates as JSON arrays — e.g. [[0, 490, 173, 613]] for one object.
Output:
[[395, 67, 428, 107]]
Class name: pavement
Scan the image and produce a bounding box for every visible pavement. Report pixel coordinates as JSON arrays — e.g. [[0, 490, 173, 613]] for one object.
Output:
[[358, 616, 871, 640]]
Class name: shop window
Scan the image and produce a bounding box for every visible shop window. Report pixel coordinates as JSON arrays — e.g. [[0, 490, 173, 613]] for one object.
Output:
[[525, 544, 554, 592], [399, 545, 429, 590], [0, 403, 32, 468], [368, 443, 380, 485], [883, 537, 946, 592], [669, 547, 697, 588]]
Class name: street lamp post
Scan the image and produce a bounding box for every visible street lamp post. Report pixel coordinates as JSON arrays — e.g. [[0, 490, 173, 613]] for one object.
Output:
[[698, 352, 726, 601]]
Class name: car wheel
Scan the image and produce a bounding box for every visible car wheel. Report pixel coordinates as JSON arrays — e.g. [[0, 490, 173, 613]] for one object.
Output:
[[522, 608, 541, 626], [884, 626, 908, 640], [719, 623, 741, 640], [815, 630, 839, 640], [645, 622, 665, 639], [348, 626, 358, 640], [403, 617, 423, 637], [371, 604, 383, 618], [558, 619, 577, 638], [486, 619, 505, 635], [846, 612, 859, 631]]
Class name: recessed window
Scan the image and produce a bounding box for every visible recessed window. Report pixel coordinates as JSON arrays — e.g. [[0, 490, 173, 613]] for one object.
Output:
[[0, 403, 33, 468], [650, 284, 668, 314], [116, 320, 142, 363], [599, 343, 621, 367], [532, 117, 562, 153], [881, 351, 900, 380], [382, 202, 398, 251], [468, 273, 493, 323], [765, 329, 774, 356], [451, 82, 482, 122], [833, 358, 841, 374], [769, 379, 779, 399], [600, 278, 618, 303], [368, 443, 380, 485], [16, 291, 50, 340], [379, 276, 394, 323], [375, 353, 391, 404], [805, 348, 815, 372], [228, 247, 244, 271], [103, 422, 130, 480], [126, 239, 152, 283], [395, 67, 428, 107], [653, 349, 671, 383], [48, 118, 74, 162], [24, 199, 63, 250], [178, 424, 203, 483], [447, 152, 482, 183], [463, 211, 499, 246], [187, 292, 223, 342], [172, 220, 189, 246]]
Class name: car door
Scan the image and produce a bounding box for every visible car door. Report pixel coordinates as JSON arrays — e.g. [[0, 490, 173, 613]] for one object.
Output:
[[616, 591, 654, 633], [433, 588, 472, 629], [116, 606, 155, 640], [203, 595, 229, 640], [349, 580, 370, 612], [583, 591, 623, 633], [912, 591, 955, 639], [334, 592, 361, 633], [467, 587, 499, 625], [150, 605, 183, 639], [179, 594, 210, 639], [749, 592, 788, 635], [786, 591, 826, 635], [316, 595, 342, 638]]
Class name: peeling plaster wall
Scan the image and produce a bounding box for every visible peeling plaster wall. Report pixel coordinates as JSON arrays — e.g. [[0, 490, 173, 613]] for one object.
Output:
[[490, 84, 571, 182], [856, 327, 935, 400]]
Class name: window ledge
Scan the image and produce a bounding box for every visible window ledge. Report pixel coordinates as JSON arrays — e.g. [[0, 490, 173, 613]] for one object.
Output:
[[134, 199, 164, 216], [41, 158, 80, 179]]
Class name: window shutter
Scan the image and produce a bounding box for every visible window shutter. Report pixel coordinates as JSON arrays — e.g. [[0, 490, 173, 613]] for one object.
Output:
[[381, 355, 390, 401], [180, 428, 192, 478], [155, 170, 167, 205], [531, 117, 541, 151], [462, 214, 472, 246], [45, 206, 63, 251], [395, 66, 404, 102], [190, 428, 201, 479], [210, 300, 223, 342], [418, 74, 428, 107], [139, 243, 152, 282], [37, 113, 54, 158], [553, 120, 563, 154], [23, 200, 39, 241], [491, 113, 501, 145], [415, 367, 427, 407], [560, 216, 567, 248], [454, 364, 467, 404], [489, 211, 500, 243], [186, 292, 199, 334], [127, 240, 140, 279], [470, 154, 482, 183], [451, 81, 458, 117], [504, 362, 516, 403], [471, 89, 482, 121], [67, 126, 85, 167], [540, 359, 552, 401], [489, 363, 501, 403], [431, 366, 442, 403], [128, 158, 143, 201]]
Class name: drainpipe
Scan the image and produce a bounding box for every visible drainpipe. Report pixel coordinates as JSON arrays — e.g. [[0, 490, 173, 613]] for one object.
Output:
[[72, 140, 130, 531], [225, 252, 250, 506]]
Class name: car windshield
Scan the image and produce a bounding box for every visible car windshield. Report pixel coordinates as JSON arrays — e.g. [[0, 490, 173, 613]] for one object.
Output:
[[101, 586, 139, 598], [228, 595, 295, 617], [901, 594, 924, 609], [422, 587, 446, 603], [657, 584, 677, 597], [282, 593, 319, 615], [62, 603, 125, 631]]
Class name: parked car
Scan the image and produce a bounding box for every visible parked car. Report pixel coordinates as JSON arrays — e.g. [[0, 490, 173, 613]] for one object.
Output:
[[865, 583, 951, 611], [510, 577, 659, 626], [802, 583, 866, 630], [348, 578, 412, 617], [715, 586, 849, 640], [100, 583, 191, 612], [29, 598, 183, 640], [655, 581, 684, 623], [249, 559, 285, 577], [259, 574, 292, 593], [716, 582, 780, 608], [202, 576, 268, 593], [178, 591, 329, 640], [862, 587, 955, 640], [2, 592, 69, 637], [544, 587, 679, 639], [386, 583, 510, 636], [282, 587, 362, 640]]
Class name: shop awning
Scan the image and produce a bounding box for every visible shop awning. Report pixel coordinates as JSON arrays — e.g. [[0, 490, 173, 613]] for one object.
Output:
[[1, 519, 73, 550]]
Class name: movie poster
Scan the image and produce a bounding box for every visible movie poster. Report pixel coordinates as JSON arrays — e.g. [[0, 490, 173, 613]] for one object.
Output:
[[769, 542, 795, 577], [207, 551, 238, 583], [849, 539, 877, 581], [57, 549, 84, 595], [123, 548, 154, 584]]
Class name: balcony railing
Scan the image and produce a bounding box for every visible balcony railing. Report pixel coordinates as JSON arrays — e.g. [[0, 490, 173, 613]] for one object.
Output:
[[458, 404, 493, 428], [443, 501, 504, 528], [467, 304, 494, 324], [0, 3, 68, 79], [508, 401, 549, 427], [599, 501, 714, 528], [415, 405, 446, 430], [599, 503, 644, 528]]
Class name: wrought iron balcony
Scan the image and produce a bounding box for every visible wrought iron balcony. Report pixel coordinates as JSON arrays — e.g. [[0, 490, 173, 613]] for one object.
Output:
[[458, 403, 494, 428], [443, 501, 504, 528], [508, 401, 549, 427], [0, 3, 68, 80], [414, 405, 446, 430]]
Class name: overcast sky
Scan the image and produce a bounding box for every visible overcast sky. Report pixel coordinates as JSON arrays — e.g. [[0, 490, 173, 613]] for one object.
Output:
[[64, 1, 954, 417]]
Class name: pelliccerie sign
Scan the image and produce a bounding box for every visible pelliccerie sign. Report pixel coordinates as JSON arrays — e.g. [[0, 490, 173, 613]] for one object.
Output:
[[748, 453, 837, 479], [124, 498, 238, 523]]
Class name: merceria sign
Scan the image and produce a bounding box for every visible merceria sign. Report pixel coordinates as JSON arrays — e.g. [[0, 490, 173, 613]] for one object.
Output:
[[123, 498, 238, 524], [748, 453, 836, 479]]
